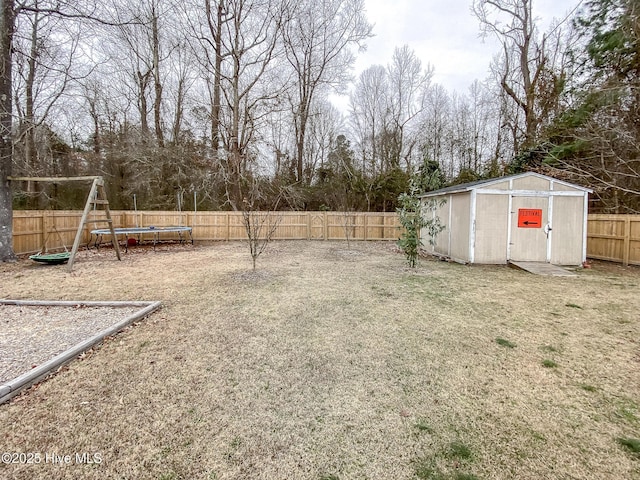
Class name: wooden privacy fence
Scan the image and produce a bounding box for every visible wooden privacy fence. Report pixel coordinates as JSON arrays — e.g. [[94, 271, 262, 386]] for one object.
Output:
[[11, 211, 640, 266], [587, 214, 640, 266], [11, 210, 401, 255]]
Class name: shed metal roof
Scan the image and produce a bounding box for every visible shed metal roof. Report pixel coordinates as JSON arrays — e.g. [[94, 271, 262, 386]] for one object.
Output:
[[418, 172, 592, 198]]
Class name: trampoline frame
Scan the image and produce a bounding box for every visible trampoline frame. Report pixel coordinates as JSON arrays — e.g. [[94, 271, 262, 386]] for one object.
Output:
[[90, 226, 193, 252]]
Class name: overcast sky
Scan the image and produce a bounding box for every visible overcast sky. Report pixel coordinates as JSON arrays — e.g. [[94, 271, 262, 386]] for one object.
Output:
[[334, 0, 583, 109]]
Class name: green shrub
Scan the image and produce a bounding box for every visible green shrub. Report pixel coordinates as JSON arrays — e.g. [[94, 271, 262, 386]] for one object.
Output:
[[397, 179, 445, 268]]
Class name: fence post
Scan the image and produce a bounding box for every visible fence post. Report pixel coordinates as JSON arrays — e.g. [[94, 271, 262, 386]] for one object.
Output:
[[623, 216, 631, 266], [323, 211, 328, 240], [382, 213, 387, 240], [363, 214, 368, 241], [41, 211, 47, 251]]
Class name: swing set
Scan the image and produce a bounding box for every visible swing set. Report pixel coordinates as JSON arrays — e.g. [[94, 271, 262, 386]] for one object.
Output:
[[10, 175, 121, 271]]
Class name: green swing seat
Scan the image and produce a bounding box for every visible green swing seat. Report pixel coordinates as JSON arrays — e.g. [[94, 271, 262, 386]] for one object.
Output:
[[29, 252, 71, 265], [29, 220, 72, 265]]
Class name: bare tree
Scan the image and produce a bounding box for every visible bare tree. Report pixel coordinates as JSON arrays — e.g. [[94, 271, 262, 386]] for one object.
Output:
[[304, 100, 343, 180], [282, 0, 371, 184], [467, 80, 495, 173], [183, 0, 229, 155], [12, 1, 83, 203], [336, 199, 357, 248], [166, 41, 196, 145], [473, 0, 567, 153], [349, 46, 431, 177], [240, 177, 284, 270], [386, 45, 432, 171], [349, 64, 388, 176], [108, 5, 152, 141], [217, 0, 287, 210], [108, 0, 172, 147], [419, 84, 451, 176]]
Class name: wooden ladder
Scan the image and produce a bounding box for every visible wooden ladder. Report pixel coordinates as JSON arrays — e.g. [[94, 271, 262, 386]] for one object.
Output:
[[67, 177, 121, 271]]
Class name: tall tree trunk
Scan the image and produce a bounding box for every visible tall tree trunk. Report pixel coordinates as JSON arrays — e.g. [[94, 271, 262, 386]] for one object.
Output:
[[0, 0, 16, 261], [137, 70, 150, 140], [205, 0, 223, 155], [88, 95, 100, 154], [171, 77, 184, 145], [213, 0, 222, 153], [151, 5, 164, 148], [228, 45, 242, 211], [295, 101, 308, 183], [24, 8, 39, 205]]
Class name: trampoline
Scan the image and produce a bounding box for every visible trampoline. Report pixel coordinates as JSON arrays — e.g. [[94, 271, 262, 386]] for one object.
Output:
[[90, 226, 193, 252]]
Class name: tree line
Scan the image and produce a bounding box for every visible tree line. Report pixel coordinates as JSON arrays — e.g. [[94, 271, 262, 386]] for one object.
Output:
[[1, 0, 639, 262]]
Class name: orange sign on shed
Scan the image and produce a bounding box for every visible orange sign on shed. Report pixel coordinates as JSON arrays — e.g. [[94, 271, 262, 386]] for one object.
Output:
[[517, 209, 542, 228]]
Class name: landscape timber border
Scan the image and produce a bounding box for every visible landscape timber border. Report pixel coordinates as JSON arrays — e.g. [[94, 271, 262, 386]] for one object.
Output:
[[0, 299, 162, 405]]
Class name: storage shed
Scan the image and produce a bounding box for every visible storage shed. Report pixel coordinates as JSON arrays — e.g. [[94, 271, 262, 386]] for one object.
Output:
[[419, 172, 592, 265]]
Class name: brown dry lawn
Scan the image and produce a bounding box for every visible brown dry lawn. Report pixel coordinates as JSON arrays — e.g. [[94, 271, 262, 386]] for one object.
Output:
[[0, 241, 639, 480]]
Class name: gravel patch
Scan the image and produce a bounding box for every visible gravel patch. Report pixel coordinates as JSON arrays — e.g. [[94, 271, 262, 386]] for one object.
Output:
[[0, 304, 141, 384]]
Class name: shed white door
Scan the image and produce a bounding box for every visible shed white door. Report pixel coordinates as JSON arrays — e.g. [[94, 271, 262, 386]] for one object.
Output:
[[509, 196, 549, 262]]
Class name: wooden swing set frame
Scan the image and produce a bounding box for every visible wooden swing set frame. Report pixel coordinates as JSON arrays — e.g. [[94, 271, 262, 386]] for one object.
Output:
[[9, 175, 121, 271]]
